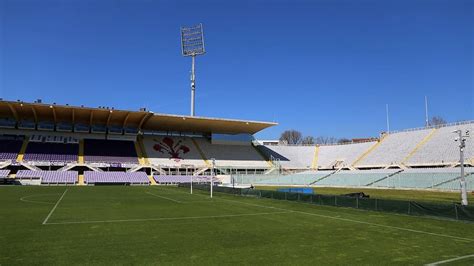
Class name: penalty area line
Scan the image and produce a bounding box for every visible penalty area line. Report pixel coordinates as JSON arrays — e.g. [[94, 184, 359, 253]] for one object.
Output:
[[42, 189, 68, 225], [42, 211, 293, 225], [145, 191, 182, 203]]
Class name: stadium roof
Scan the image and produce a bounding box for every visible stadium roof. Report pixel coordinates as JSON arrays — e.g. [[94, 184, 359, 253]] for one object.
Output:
[[0, 100, 277, 135]]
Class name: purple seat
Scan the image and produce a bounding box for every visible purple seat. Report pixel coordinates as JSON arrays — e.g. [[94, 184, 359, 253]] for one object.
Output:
[[16, 170, 78, 184], [0, 139, 23, 161], [84, 171, 149, 184], [84, 139, 138, 164], [0, 169, 10, 178], [23, 142, 78, 163]]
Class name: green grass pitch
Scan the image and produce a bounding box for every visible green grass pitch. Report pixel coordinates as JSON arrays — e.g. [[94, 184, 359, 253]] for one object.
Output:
[[2, 186, 474, 265]]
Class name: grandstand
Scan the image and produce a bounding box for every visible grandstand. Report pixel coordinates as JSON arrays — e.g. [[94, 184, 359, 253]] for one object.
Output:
[[0, 99, 472, 192]]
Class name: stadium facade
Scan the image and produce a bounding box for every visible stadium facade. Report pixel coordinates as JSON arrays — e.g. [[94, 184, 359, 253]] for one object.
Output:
[[0, 100, 472, 190]]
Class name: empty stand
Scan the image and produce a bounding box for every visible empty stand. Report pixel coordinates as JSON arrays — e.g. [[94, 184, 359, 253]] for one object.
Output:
[[407, 123, 474, 166], [143, 136, 206, 167], [84, 171, 149, 184], [0, 169, 10, 178], [153, 175, 216, 184], [84, 139, 138, 165], [194, 138, 268, 168], [371, 168, 474, 189], [318, 141, 376, 169], [16, 170, 78, 184], [0, 139, 23, 161], [257, 145, 315, 169], [23, 142, 78, 163], [355, 129, 432, 167]]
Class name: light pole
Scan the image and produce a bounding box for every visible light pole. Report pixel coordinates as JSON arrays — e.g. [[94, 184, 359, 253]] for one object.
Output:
[[454, 129, 470, 206], [180, 23, 206, 117], [210, 158, 215, 198]]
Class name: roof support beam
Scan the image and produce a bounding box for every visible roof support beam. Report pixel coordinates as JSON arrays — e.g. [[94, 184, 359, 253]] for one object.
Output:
[[138, 113, 153, 131], [89, 110, 94, 126], [7, 103, 19, 121], [106, 110, 113, 127], [122, 112, 131, 128], [50, 106, 57, 123], [31, 106, 38, 124]]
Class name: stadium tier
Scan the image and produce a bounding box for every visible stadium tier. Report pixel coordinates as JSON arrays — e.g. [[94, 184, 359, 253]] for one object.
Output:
[[153, 175, 218, 184], [84, 171, 149, 184], [84, 139, 138, 165], [0, 100, 472, 190], [23, 142, 78, 163], [16, 170, 78, 184], [0, 139, 23, 161], [0, 169, 10, 178]]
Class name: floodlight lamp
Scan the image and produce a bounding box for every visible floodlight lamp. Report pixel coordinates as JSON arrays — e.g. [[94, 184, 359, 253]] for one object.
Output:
[[180, 23, 205, 57]]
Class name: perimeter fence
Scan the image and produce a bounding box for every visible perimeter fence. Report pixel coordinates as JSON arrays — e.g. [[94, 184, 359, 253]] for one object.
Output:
[[178, 184, 474, 222]]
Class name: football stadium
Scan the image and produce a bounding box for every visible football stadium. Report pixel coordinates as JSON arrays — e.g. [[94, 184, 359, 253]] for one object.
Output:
[[2, 1, 474, 265], [1, 99, 473, 265]]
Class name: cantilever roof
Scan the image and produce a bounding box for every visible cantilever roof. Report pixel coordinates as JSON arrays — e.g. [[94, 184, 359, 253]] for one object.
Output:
[[0, 100, 277, 135]]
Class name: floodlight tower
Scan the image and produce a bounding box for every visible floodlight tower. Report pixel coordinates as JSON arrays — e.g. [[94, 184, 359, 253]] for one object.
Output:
[[180, 23, 206, 116], [453, 129, 470, 206]]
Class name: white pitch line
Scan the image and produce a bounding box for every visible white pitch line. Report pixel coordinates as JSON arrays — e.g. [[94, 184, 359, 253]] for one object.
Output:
[[214, 195, 474, 243], [43, 211, 292, 225], [42, 189, 68, 225], [425, 254, 474, 265], [145, 191, 182, 203]]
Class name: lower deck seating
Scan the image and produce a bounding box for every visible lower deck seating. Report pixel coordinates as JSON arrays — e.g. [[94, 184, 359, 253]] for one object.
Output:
[[84, 139, 138, 165], [314, 170, 398, 187], [153, 175, 216, 184], [84, 171, 149, 184], [0, 169, 10, 178], [372, 168, 474, 189], [237, 171, 333, 185], [16, 170, 78, 184]]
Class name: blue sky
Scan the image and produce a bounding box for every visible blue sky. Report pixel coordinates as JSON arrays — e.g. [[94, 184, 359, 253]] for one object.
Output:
[[1, 0, 473, 139]]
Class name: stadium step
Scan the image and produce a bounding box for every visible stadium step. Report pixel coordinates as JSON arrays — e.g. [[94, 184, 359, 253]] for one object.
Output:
[[78, 139, 84, 164], [311, 145, 319, 170], [252, 144, 274, 168], [365, 169, 404, 186], [309, 169, 339, 185], [19, 162, 41, 171], [191, 138, 212, 167], [351, 134, 387, 168], [16, 137, 29, 162], [78, 174, 85, 185], [401, 128, 438, 165], [431, 172, 474, 189], [193, 167, 209, 176], [148, 175, 157, 185]]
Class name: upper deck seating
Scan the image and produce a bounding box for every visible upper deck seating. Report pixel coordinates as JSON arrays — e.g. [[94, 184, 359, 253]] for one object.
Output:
[[356, 129, 431, 167], [257, 145, 314, 169], [0, 139, 23, 161], [407, 123, 474, 166], [144, 136, 206, 167], [318, 141, 376, 169], [84, 139, 138, 164], [23, 142, 78, 163], [194, 138, 268, 168]]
